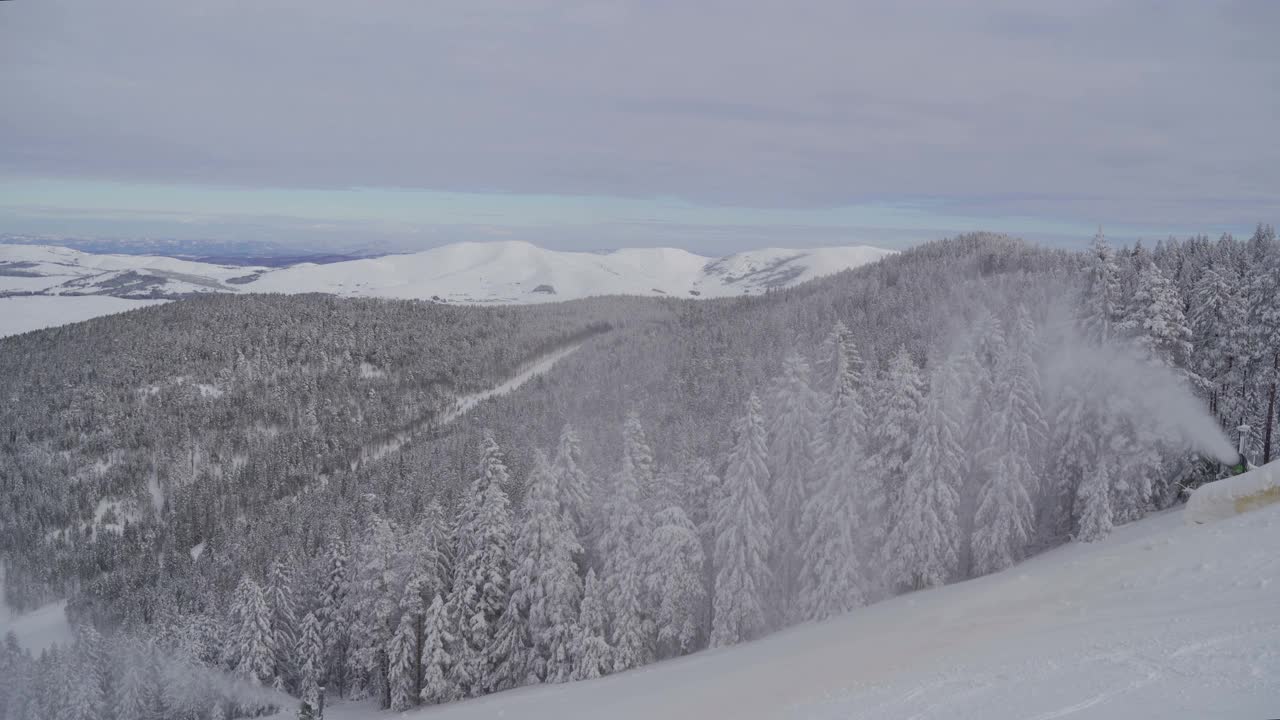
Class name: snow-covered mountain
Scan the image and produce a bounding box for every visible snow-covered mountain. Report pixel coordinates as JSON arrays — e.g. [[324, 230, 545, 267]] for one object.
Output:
[[0, 241, 893, 337], [0, 243, 267, 298], [0, 240, 893, 303]]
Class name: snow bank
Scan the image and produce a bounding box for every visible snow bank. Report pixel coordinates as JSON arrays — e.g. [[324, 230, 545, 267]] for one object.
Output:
[[1185, 460, 1280, 524]]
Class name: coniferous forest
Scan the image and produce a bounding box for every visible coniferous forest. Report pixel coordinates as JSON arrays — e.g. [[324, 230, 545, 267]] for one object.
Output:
[[2, 229, 1278, 719]]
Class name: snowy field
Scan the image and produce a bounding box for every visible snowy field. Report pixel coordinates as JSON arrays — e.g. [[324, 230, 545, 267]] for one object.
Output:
[[0, 570, 73, 653], [0, 296, 165, 338], [318, 501, 1279, 720]]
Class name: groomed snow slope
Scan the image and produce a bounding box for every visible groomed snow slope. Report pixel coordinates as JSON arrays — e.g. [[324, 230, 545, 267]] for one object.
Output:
[[327, 504, 1280, 720]]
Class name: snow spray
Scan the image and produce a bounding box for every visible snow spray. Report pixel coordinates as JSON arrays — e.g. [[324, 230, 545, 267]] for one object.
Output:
[[1042, 335, 1236, 463]]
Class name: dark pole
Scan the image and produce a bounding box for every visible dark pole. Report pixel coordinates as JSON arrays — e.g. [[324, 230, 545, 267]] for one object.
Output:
[[1264, 352, 1278, 465]]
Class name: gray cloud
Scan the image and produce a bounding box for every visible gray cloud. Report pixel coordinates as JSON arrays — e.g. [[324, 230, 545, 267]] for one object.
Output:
[[1, 0, 1277, 235]]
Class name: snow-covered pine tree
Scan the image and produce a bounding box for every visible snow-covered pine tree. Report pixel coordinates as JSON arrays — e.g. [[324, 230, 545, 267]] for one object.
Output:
[[813, 320, 860, 398], [970, 320, 1042, 575], [1246, 238, 1280, 463], [711, 393, 773, 646], [296, 611, 325, 713], [1074, 460, 1114, 541], [388, 607, 418, 711], [1189, 265, 1244, 416], [882, 356, 964, 591], [797, 331, 868, 621], [512, 450, 583, 684], [227, 576, 274, 685], [318, 538, 350, 697], [1081, 229, 1123, 344], [764, 351, 819, 618], [1121, 260, 1193, 371], [447, 430, 514, 697], [643, 505, 706, 657], [483, 591, 533, 693], [419, 594, 457, 706], [552, 423, 592, 541], [598, 424, 655, 672], [346, 517, 400, 706], [622, 412, 658, 507], [265, 555, 299, 692], [398, 501, 447, 608], [869, 347, 925, 541], [570, 569, 612, 681], [114, 639, 149, 720], [1047, 372, 1098, 540]]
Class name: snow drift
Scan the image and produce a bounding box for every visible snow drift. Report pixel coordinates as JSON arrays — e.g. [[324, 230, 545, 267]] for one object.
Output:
[[1185, 460, 1280, 524]]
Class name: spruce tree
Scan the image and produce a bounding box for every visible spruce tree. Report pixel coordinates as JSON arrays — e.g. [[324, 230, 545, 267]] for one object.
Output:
[[798, 331, 868, 621], [869, 347, 925, 538], [644, 506, 706, 657], [265, 555, 299, 692], [570, 569, 613, 681], [513, 451, 583, 684], [1075, 461, 1114, 541], [552, 424, 592, 541], [764, 352, 819, 617], [711, 393, 773, 646], [388, 609, 418, 711], [598, 429, 654, 671], [418, 594, 457, 705], [296, 611, 325, 713], [883, 357, 964, 590], [447, 430, 514, 697], [1082, 229, 1123, 344], [227, 576, 274, 685]]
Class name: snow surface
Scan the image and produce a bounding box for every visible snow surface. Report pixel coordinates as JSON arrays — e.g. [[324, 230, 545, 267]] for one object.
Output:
[[1186, 460, 1280, 525], [320, 503, 1280, 720], [0, 295, 166, 338]]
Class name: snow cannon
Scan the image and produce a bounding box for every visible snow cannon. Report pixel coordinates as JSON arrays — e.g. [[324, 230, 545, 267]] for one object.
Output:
[[1226, 452, 1250, 477], [1226, 424, 1252, 476]]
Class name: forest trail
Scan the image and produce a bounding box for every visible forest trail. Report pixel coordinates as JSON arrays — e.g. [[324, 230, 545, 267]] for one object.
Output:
[[319, 502, 1280, 720], [350, 341, 585, 470]]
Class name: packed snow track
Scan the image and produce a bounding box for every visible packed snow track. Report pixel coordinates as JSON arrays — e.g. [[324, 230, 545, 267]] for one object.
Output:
[[321, 502, 1279, 720]]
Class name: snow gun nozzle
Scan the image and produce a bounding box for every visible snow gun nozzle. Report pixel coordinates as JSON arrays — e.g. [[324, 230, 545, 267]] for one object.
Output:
[[1225, 453, 1250, 476]]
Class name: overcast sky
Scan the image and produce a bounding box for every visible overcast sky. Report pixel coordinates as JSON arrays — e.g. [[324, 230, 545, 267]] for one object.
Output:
[[1, 1, 1276, 253]]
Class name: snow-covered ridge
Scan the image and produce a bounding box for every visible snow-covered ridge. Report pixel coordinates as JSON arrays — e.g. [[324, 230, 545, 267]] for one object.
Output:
[[244, 240, 895, 303], [0, 240, 894, 337], [0, 240, 894, 304]]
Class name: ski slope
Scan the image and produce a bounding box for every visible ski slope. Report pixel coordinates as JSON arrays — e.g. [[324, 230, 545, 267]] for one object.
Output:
[[324, 501, 1280, 720]]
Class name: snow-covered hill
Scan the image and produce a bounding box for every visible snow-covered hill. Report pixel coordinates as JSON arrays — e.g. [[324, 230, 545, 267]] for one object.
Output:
[[243, 241, 894, 303], [0, 243, 266, 297], [319, 500, 1280, 720], [0, 241, 894, 337]]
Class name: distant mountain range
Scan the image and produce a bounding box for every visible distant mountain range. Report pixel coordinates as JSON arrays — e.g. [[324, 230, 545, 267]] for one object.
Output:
[[0, 240, 895, 305]]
